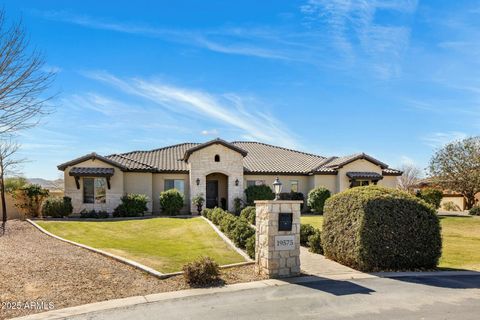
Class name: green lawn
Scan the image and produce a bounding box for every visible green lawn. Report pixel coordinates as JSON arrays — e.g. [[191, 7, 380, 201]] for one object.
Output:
[[300, 215, 480, 271], [37, 217, 245, 273]]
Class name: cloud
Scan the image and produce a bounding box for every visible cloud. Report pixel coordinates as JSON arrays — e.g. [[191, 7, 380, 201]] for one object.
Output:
[[422, 131, 468, 148], [83, 71, 299, 148], [201, 129, 219, 136]]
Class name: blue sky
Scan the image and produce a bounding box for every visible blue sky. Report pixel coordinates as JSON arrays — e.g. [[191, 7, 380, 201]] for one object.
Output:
[[3, 0, 480, 179]]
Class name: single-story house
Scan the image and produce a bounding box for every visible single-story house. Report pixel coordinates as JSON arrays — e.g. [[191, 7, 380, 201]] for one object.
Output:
[[57, 138, 402, 214]]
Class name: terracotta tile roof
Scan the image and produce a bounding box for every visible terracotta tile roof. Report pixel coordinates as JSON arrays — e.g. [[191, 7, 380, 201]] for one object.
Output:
[[69, 167, 115, 176], [346, 172, 384, 180], [58, 139, 402, 176]]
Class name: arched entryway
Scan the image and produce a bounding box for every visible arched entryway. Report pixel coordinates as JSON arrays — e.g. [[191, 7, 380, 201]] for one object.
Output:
[[205, 172, 228, 210]]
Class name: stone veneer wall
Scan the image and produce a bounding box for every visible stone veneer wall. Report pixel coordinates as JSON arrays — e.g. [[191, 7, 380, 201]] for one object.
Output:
[[255, 200, 302, 278]]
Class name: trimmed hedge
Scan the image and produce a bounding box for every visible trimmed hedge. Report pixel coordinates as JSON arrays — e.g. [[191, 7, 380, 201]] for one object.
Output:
[[416, 188, 443, 209], [159, 189, 184, 216], [41, 196, 73, 218], [307, 187, 331, 214], [203, 207, 255, 258], [240, 206, 256, 225], [244, 185, 274, 206], [113, 194, 149, 217], [322, 186, 442, 272]]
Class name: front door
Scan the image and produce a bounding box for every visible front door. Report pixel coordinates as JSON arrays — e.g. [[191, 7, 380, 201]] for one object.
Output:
[[206, 180, 218, 208]]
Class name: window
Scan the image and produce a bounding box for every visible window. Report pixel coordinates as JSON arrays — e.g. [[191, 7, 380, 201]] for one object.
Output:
[[165, 179, 185, 195], [290, 180, 298, 192], [214, 154, 220, 162], [247, 180, 265, 187], [83, 177, 106, 204], [351, 180, 371, 188]]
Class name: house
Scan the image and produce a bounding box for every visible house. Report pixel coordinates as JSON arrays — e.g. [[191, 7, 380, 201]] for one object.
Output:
[[57, 138, 402, 214]]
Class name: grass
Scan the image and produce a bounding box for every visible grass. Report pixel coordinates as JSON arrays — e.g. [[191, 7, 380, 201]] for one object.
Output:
[[37, 217, 245, 273], [300, 215, 480, 271]]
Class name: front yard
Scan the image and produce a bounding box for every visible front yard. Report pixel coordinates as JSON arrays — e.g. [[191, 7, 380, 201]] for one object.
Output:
[[37, 217, 245, 273], [301, 215, 480, 271]]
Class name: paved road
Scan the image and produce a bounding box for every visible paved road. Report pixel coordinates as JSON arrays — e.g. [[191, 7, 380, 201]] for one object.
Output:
[[71, 275, 480, 320]]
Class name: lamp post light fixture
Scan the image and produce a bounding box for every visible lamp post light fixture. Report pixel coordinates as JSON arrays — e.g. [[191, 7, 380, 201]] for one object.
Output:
[[273, 177, 282, 200], [196, 178, 200, 186]]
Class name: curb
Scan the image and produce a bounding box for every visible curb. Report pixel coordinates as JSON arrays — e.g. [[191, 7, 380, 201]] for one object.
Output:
[[200, 216, 254, 262], [32, 215, 196, 222], [27, 219, 253, 279]]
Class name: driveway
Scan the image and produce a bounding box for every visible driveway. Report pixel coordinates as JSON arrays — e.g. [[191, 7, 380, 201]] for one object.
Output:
[[65, 274, 480, 320]]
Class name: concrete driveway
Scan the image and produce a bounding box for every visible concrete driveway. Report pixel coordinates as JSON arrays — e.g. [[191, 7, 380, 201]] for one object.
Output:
[[64, 274, 480, 320]]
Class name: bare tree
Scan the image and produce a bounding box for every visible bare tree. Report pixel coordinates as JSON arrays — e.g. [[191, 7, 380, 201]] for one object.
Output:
[[0, 9, 55, 135], [397, 164, 421, 192], [0, 140, 25, 234]]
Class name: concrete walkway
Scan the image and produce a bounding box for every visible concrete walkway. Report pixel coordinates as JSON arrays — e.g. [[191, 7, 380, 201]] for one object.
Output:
[[300, 247, 373, 280]]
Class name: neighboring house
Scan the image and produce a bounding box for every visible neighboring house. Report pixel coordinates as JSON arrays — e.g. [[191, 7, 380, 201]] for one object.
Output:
[[57, 138, 402, 214]]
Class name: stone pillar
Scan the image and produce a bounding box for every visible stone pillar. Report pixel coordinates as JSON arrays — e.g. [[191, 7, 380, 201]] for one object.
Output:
[[255, 200, 302, 278]]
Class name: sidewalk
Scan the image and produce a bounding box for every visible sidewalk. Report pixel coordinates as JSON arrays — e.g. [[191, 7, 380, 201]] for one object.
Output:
[[300, 247, 374, 280]]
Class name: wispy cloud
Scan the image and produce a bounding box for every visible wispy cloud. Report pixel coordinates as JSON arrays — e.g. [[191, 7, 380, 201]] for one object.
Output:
[[82, 71, 299, 148], [422, 131, 467, 148], [201, 129, 219, 136]]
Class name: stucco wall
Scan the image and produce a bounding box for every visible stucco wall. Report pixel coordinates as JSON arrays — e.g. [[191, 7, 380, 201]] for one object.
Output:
[[440, 196, 465, 211], [337, 159, 383, 192], [379, 176, 399, 189], [244, 175, 311, 196], [124, 172, 153, 212], [188, 144, 244, 213], [63, 159, 124, 213], [312, 175, 337, 194], [152, 173, 190, 214]]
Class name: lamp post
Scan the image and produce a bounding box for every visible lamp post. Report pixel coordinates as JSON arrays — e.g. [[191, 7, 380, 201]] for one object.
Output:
[[273, 177, 282, 200]]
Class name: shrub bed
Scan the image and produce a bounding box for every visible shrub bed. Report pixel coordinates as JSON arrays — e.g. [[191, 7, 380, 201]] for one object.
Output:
[[322, 186, 442, 272], [307, 187, 330, 214], [80, 210, 109, 219], [203, 207, 255, 259], [41, 196, 73, 218]]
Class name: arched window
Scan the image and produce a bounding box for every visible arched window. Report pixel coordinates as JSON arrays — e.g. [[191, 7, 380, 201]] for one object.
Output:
[[214, 154, 220, 162]]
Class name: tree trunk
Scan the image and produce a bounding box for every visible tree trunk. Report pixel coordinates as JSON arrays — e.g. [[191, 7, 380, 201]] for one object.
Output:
[[0, 171, 6, 233]]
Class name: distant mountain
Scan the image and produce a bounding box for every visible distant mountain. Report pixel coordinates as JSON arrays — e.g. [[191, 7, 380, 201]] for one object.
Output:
[[27, 178, 64, 190]]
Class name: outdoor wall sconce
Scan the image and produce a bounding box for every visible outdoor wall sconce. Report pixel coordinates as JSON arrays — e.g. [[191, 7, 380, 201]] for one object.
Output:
[[196, 178, 200, 186], [235, 178, 239, 186], [273, 177, 283, 200]]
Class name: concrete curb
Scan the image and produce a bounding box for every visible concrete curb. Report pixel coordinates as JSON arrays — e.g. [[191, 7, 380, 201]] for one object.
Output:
[[32, 215, 196, 222], [27, 219, 253, 279], [200, 216, 253, 262]]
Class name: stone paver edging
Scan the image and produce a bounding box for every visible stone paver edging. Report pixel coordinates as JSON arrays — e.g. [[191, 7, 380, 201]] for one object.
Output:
[[27, 219, 253, 279], [200, 216, 253, 262]]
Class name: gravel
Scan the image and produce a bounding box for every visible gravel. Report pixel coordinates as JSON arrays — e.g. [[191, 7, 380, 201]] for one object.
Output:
[[0, 221, 265, 319]]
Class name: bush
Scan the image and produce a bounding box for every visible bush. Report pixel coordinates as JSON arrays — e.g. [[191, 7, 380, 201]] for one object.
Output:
[[443, 201, 461, 212], [80, 209, 109, 219], [219, 212, 237, 235], [322, 186, 442, 272], [113, 194, 149, 217], [279, 192, 305, 209], [233, 197, 243, 215], [159, 189, 184, 215], [240, 206, 256, 225], [14, 184, 49, 218], [246, 235, 255, 259], [300, 224, 316, 246], [182, 256, 220, 287], [307, 187, 331, 214], [470, 206, 480, 216], [308, 229, 323, 254], [231, 218, 255, 249], [41, 197, 73, 218], [210, 207, 226, 225], [244, 185, 274, 206], [416, 188, 443, 209]]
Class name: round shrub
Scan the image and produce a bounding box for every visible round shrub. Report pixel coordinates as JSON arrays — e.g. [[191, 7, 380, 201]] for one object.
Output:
[[202, 208, 212, 218], [416, 188, 443, 209], [219, 212, 237, 235], [41, 197, 72, 218], [159, 189, 184, 215], [244, 185, 274, 206], [210, 207, 226, 225], [470, 206, 480, 216], [240, 206, 256, 225], [300, 224, 316, 246], [246, 235, 255, 259], [182, 256, 220, 287], [308, 229, 323, 254], [307, 187, 331, 214], [322, 186, 441, 271], [113, 194, 149, 217], [231, 218, 255, 249]]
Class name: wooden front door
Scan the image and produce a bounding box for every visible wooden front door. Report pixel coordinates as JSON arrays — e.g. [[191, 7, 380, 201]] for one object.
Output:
[[206, 180, 218, 208]]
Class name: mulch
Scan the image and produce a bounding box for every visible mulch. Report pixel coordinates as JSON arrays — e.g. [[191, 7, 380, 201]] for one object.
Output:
[[0, 220, 265, 319]]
